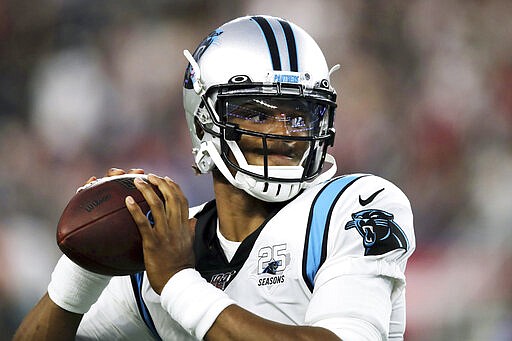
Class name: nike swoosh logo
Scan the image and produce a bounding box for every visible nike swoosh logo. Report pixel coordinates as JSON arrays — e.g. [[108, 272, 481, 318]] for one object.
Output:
[[359, 188, 385, 206]]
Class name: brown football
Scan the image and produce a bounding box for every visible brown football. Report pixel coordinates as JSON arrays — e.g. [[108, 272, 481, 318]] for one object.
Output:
[[56, 174, 162, 276]]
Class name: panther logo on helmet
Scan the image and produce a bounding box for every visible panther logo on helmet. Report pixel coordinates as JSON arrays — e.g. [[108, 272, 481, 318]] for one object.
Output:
[[184, 29, 223, 90]]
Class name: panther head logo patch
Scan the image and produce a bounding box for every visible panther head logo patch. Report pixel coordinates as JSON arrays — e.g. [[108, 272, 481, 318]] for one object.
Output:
[[345, 209, 409, 256], [262, 260, 281, 275]]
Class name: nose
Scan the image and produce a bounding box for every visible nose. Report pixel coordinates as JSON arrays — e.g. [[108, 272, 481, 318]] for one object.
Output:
[[271, 113, 290, 134]]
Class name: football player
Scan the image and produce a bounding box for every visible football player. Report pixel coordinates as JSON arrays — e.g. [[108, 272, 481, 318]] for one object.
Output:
[[14, 15, 415, 340]]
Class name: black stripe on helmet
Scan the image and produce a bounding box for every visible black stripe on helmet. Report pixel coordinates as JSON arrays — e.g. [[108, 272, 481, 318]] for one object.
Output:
[[278, 19, 298, 72], [252, 16, 282, 71]]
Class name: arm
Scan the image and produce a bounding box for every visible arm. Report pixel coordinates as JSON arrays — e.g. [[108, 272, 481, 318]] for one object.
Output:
[[13, 254, 111, 340], [13, 293, 83, 341], [205, 304, 340, 341]]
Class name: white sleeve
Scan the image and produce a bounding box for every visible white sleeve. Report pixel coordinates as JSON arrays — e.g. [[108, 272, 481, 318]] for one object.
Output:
[[307, 253, 405, 340], [77, 276, 155, 341], [305, 175, 415, 340]]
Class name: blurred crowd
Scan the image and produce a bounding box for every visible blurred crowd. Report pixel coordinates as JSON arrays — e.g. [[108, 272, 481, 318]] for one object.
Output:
[[1, 0, 511, 340]]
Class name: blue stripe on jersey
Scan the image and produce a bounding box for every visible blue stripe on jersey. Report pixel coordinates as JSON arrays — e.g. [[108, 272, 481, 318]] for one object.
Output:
[[130, 272, 162, 341], [303, 174, 367, 291]]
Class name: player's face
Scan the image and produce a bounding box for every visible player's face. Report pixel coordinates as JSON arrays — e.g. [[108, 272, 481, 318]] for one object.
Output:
[[225, 97, 327, 167]]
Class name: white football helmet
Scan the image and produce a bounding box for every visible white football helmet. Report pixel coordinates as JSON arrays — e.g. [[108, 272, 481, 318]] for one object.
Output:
[[183, 15, 339, 202]]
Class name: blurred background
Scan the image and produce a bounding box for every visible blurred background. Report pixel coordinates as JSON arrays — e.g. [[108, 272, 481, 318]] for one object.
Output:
[[1, 0, 511, 340]]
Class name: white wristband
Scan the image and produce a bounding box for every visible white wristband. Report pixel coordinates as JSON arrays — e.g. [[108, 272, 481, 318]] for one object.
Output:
[[160, 268, 236, 339], [47, 255, 111, 314]]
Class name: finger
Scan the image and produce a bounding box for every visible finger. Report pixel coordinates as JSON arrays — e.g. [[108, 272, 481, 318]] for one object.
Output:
[[164, 176, 189, 222], [188, 218, 197, 235], [76, 176, 98, 193], [85, 176, 97, 185], [128, 168, 145, 174], [134, 176, 166, 227], [107, 167, 126, 177], [146, 174, 180, 224], [125, 195, 153, 236], [149, 174, 186, 224]]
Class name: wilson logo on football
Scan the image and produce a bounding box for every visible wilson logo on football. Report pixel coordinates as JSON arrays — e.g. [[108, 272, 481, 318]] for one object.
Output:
[[81, 193, 112, 213]]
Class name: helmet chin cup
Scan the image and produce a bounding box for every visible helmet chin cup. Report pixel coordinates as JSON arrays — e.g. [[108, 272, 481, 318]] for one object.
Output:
[[234, 172, 302, 202], [234, 154, 336, 202]]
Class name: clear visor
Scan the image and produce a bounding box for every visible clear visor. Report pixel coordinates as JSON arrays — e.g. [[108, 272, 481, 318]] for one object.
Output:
[[224, 97, 329, 137]]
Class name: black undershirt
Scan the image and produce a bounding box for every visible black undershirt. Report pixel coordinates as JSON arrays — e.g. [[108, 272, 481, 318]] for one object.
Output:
[[193, 200, 281, 288]]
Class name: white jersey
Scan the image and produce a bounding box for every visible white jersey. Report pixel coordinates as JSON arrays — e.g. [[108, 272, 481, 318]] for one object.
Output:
[[77, 174, 416, 340]]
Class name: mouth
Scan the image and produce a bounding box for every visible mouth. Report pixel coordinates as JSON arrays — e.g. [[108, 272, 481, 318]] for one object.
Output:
[[267, 150, 297, 159], [263, 148, 301, 166], [241, 148, 300, 166], [262, 143, 299, 158]]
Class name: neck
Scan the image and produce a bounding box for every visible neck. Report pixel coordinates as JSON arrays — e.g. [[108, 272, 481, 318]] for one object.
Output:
[[212, 170, 283, 242]]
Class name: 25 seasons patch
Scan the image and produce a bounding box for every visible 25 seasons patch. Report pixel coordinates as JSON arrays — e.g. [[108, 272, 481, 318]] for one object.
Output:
[[257, 244, 289, 286]]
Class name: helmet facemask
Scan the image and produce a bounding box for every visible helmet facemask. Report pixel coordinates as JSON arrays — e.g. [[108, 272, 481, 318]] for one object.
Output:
[[195, 81, 337, 202]]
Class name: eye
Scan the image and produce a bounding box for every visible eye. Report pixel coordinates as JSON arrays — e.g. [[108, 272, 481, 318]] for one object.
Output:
[[226, 103, 272, 124]]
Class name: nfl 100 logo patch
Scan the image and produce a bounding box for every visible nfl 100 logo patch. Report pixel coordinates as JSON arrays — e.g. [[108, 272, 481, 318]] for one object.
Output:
[[210, 270, 237, 290]]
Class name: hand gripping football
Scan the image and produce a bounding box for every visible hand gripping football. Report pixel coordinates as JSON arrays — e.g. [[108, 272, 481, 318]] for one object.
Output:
[[57, 174, 162, 276]]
